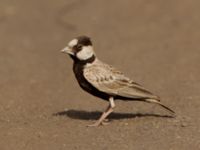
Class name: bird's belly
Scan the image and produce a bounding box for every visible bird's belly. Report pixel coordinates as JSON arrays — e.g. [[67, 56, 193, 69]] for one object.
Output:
[[77, 78, 109, 101]]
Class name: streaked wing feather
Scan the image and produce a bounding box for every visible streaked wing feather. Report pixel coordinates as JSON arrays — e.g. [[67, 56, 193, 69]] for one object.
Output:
[[84, 60, 158, 99]]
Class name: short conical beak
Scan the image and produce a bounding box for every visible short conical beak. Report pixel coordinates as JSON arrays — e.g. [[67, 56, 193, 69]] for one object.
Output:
[[60, 46, 74, 55]]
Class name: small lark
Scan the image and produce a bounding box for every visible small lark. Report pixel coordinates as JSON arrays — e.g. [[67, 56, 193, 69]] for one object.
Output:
[[61, 36, 175, 127]]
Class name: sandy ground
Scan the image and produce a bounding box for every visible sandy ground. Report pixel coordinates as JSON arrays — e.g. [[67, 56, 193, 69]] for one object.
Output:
[[0, 0, 200, 149]]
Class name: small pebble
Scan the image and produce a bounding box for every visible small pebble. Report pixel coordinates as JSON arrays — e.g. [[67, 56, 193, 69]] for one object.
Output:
[[181, 122, 188, 127]]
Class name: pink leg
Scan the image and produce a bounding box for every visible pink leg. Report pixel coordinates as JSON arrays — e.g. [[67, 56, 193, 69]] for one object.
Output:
[[87, 97, 115, 127]]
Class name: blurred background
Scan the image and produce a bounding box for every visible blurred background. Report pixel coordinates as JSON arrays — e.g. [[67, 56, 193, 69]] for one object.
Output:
[[0, 0, 200, 150]]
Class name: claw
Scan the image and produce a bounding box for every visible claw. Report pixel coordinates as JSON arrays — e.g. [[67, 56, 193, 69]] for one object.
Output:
[[87, 122, 101, 127], [101, 121, 110, 126], [87, 119, 110, 127]]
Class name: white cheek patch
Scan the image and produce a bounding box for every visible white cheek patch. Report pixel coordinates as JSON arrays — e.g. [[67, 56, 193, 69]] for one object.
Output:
[[68, 39, 78, 47], [76, 46, 94, 60]]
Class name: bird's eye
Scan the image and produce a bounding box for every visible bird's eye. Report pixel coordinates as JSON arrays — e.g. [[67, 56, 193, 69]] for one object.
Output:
[[77, 45, 82, 50]]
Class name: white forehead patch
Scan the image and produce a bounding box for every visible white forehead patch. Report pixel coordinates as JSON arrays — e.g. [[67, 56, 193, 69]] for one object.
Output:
[[76, 46, 94, 60], [68, 39, 78, 47]]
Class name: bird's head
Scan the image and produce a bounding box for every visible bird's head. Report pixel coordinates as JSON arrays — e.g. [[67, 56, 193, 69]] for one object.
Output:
[[61, 36, 95, 62]]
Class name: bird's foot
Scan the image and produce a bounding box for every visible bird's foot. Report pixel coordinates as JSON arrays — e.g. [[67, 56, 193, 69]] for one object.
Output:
[[87, 122, 101, 127], [101, 121, 110, 126], [87, 120, 110, 127]]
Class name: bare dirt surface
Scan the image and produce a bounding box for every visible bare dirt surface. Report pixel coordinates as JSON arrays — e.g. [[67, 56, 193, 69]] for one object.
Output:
[[0, 0, 200, 149]]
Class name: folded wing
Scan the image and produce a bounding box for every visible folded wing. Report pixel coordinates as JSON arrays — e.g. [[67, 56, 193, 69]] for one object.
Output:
[[84, 61, 159, 100]]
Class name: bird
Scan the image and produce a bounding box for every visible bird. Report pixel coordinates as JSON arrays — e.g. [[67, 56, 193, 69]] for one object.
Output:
[[61, 35, 175, 127]]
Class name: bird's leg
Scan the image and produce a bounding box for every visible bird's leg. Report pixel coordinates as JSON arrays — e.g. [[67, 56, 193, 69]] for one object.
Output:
[[87, 97, 115, 127]]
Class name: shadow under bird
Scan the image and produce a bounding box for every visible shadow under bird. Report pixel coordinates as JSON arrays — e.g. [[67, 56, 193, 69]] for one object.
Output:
[[61, 36, 175, 127]]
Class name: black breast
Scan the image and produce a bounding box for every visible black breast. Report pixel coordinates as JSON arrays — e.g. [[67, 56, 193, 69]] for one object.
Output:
[[72, 60, 110, 101]]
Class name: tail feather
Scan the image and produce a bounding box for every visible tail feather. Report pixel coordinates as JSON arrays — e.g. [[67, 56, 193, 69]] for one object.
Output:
[[145, 99, 175, 114]]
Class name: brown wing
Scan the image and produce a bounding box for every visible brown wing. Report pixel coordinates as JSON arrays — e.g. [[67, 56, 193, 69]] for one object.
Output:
[[84, 60, 158, 99]]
